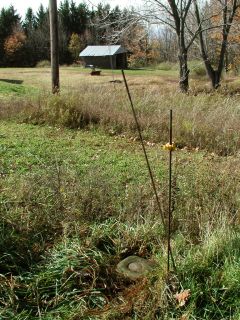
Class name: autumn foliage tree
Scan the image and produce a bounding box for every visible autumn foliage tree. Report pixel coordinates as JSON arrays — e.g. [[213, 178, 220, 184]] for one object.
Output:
[[4, 29, 26, 65], [210, 3, 240, 74], [122, 23, 151, 67], [0, 6, 20, 65], [68, 33, 82, 61]]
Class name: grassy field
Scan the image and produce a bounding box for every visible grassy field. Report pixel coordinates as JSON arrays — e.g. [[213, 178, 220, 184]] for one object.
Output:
[[2, 66, 240, 154], [0, 67, 240, 319], [0, 67, 177, 92]]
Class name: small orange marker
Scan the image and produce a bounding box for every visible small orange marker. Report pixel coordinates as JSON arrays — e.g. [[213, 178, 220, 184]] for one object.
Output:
[[162, 142, 176, 151]]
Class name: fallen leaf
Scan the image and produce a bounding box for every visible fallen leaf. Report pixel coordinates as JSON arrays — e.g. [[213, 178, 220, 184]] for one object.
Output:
[[175, 289, 191, 307]]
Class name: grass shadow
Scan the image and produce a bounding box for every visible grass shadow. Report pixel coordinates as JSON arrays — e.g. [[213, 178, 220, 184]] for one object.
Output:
[[0, 79, 23, 84]]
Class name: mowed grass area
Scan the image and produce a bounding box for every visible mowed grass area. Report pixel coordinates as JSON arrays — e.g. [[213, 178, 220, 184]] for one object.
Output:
[[0, 66, 178, 93], [0, 78, 37, 99], [0, 65, 239, 96], [0, 67, 240, 319]]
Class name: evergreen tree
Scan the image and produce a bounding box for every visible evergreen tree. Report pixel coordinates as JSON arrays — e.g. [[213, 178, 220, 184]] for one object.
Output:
[[69, 0, 79, 33], [35, 4, 48, 28], [22, 4, 50, 66], [23, 8, 36, 34], [59, 0, 71, 36], [77, 3, 90, 35], [59, 0, 90, 37], [90, 4, 109, 44]]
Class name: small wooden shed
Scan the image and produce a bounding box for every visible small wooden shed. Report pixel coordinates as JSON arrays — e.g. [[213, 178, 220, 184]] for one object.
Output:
[[79, 45, 128, 69]]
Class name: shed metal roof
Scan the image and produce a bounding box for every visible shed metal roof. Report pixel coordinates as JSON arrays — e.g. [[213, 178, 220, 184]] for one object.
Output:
[[79, 45, 127, 57]]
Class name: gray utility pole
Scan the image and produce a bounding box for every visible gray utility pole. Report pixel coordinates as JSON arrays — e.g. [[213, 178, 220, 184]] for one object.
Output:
[[49, 0, 59, 93]]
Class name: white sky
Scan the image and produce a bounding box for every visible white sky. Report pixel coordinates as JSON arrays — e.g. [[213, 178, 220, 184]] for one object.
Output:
[[0, 0, 140, 19]]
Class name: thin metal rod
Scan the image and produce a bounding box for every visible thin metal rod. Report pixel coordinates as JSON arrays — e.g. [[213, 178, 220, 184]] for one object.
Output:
[[121, 70, 165, 226], [121, 70, 176, 272], [167, 110, 173, 273]]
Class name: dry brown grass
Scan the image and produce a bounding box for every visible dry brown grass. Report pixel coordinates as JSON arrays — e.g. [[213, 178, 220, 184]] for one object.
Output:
[[24, 85, 240, 155], [2, 67, 240, 155]]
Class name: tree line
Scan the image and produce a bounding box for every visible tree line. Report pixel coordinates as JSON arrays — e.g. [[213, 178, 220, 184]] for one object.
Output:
[[1, 0, 240, 92], [0, 1, 144, 67]]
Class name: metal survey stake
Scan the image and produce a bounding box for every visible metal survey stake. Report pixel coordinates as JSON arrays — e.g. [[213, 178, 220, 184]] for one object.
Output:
[[121, 70, 176, 272], [121, 70, 164, 226], [167, 110, 173, 273]]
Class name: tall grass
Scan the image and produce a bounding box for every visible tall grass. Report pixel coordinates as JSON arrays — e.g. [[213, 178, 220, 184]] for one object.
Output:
[[14, 82, 240, 155]]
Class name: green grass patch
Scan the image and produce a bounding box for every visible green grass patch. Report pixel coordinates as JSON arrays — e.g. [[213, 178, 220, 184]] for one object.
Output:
[[66, 66, 178, 77], [0, 120, 240, 319], [0, 79, 37, 98]]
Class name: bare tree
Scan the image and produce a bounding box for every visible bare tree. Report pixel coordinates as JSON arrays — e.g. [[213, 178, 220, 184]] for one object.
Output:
[[194, 0, 240, 88], [139, 0, 202, 92]]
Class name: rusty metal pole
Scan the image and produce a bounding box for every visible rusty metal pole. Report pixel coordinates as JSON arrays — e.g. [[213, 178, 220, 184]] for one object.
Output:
[[49, 0, 60, 94], [167, 110, 173, 273]]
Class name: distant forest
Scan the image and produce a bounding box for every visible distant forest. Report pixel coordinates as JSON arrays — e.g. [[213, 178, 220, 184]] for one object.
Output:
[[0, 1, 155, 67], [1, 0, 239, 83]]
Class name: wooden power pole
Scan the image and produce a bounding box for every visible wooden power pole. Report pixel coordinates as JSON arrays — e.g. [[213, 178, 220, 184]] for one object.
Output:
[[49, 0, 59, 93]]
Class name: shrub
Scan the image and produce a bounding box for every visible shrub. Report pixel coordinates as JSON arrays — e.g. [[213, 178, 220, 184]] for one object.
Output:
[[189, 60, 206, 77], [155, 62, 176, 71], [36, 60, 51, 68]]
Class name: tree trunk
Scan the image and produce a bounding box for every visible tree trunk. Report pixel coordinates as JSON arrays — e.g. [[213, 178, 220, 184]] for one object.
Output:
[[178, 49, 189, 92], [199, 39, 226, 89], [49, 0, 60, 94], [168, 0, 190, 93], [194, 0, 237, 90], [200, 56, 220, 88], [208, 69, 221, 89]]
